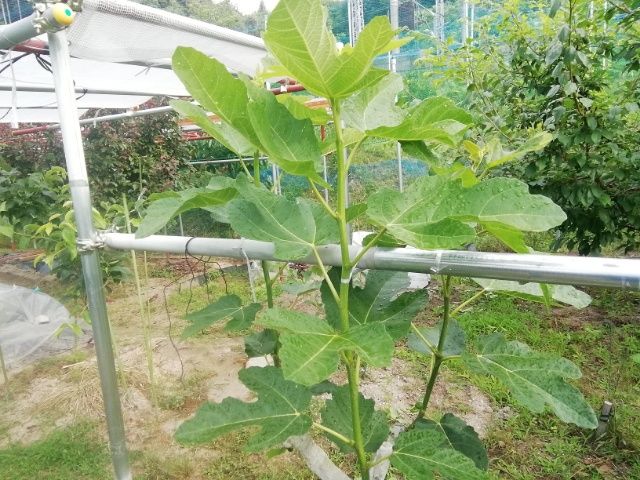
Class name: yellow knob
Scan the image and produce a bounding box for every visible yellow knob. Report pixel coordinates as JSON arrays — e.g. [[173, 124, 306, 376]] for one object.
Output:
[[51, 3, 76, 26]]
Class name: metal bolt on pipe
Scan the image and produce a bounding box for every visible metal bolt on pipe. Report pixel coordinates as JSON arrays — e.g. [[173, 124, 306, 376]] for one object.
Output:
[[101, 233, 640, 291], [48, 30, 132, 480]]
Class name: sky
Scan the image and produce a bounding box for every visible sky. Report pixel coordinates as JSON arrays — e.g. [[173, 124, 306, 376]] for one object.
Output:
[[221, 0, 280, 15]]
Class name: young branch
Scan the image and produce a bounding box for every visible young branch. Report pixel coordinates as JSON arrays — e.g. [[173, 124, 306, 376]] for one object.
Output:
[[414, 276, 452, 422]]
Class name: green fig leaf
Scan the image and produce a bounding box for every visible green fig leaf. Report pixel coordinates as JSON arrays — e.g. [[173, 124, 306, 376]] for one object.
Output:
[[463, 334, 597, 428], [228, 175, 338, 260], [258, 308, 394, 386], [182, 295, 262, 337], [321, 269, 427, 339], [391, 429, 489, 479], [175, 367, 312, 451], [415, 414, 489, 470], [320, 385, 389, 453]]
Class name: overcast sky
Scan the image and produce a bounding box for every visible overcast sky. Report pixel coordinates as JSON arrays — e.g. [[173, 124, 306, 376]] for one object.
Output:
[[221, 0, 280, 15]]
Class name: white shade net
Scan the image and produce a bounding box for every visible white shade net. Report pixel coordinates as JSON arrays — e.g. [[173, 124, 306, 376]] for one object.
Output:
[[0, 283, 75, 369], [68, 0, 266, 75], [0, 0, 266, 124]]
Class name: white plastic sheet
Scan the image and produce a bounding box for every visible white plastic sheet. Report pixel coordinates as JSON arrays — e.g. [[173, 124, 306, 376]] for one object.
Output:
[[0, 283, 74, 368]]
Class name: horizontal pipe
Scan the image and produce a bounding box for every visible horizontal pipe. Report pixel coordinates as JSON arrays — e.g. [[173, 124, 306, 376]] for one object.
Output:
[[189, 156, 268, 165], [0, 14, 39, 50], [11, 106, 176, 135], [100, 233, 640, 290], [0, 83, 181, 97], [9, 84, 309, 134]]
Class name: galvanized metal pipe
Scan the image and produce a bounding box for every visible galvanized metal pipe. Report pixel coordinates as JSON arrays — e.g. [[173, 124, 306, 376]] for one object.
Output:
[[0, 83, 181, 97], [0, 13, 38, 50], [101, 233, 640, 290], [48, 30, 132, 480]]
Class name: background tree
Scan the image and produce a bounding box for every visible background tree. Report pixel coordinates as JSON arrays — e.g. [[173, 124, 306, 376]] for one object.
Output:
[[417, 0, 640, 254]]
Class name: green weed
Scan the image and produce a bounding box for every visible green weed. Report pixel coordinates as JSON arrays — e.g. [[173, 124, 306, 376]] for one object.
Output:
[[0, 422, 111, 480]]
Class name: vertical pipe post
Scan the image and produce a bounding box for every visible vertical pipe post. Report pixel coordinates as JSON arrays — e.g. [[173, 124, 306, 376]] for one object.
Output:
[[390, 0, 403, 192], [461, 0, 469, 43], [48, 29, 132, 480]]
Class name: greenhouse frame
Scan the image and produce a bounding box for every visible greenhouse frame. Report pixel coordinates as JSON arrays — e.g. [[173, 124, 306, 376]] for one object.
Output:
[[0, 1, 638, 479]]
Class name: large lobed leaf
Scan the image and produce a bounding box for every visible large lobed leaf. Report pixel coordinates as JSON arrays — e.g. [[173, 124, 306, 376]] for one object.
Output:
[[320, 385, 389, 453], [244, 81, 325, 183], [367, 176, 566, 250], [173, 47, 325, 181], [321, 269, 427, 339], [415, 414, 488, 471], [182, 294, 262, 338], [463, 334, 597, 428], [472, 278, 592, 309], [171, 99, 254, 157], [263, 0, 408, 99], [175, 367, 312, 451], [371, 97, 472, 143], [258, 308, 394, 386], [172, 47, 259, 146], [136, 183, 237, 238], [228, 175, 339, 260], [391, 429, 489, 479]]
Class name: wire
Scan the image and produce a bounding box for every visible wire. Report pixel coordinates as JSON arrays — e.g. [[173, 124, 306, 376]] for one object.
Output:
[[34, 53, 53, 74], [0, 52, 30, 75]]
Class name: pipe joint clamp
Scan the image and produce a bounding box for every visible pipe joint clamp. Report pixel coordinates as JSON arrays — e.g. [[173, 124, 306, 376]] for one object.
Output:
[[32, 2, 80, 33], [76, 238, 105, 253]]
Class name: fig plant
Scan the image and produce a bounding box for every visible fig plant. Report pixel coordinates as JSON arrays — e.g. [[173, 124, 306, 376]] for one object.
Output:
[[137, 0, 598, 478]]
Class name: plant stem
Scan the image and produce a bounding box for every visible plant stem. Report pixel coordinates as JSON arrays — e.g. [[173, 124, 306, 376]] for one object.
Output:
[[262, 262, 274, 309], [251, 151, 276, 309], [332, 99, 369, 480], [239, 158, 251, 177], [123, 195, 157, 404], [253, 151, 261, 187], [415, 276, 452, 421], [347, 358, 368, 479], [0, 344, 10, 399]]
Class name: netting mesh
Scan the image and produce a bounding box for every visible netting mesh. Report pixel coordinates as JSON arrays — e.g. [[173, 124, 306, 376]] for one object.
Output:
[[0, 284, 75, 369], [68, 0, 266, 75], [0, 0, 32, 24]]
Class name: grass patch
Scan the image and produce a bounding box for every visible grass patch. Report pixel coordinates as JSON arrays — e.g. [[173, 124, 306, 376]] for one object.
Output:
[[0, 422, 111, 480], [449, 291, 640, 479]]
